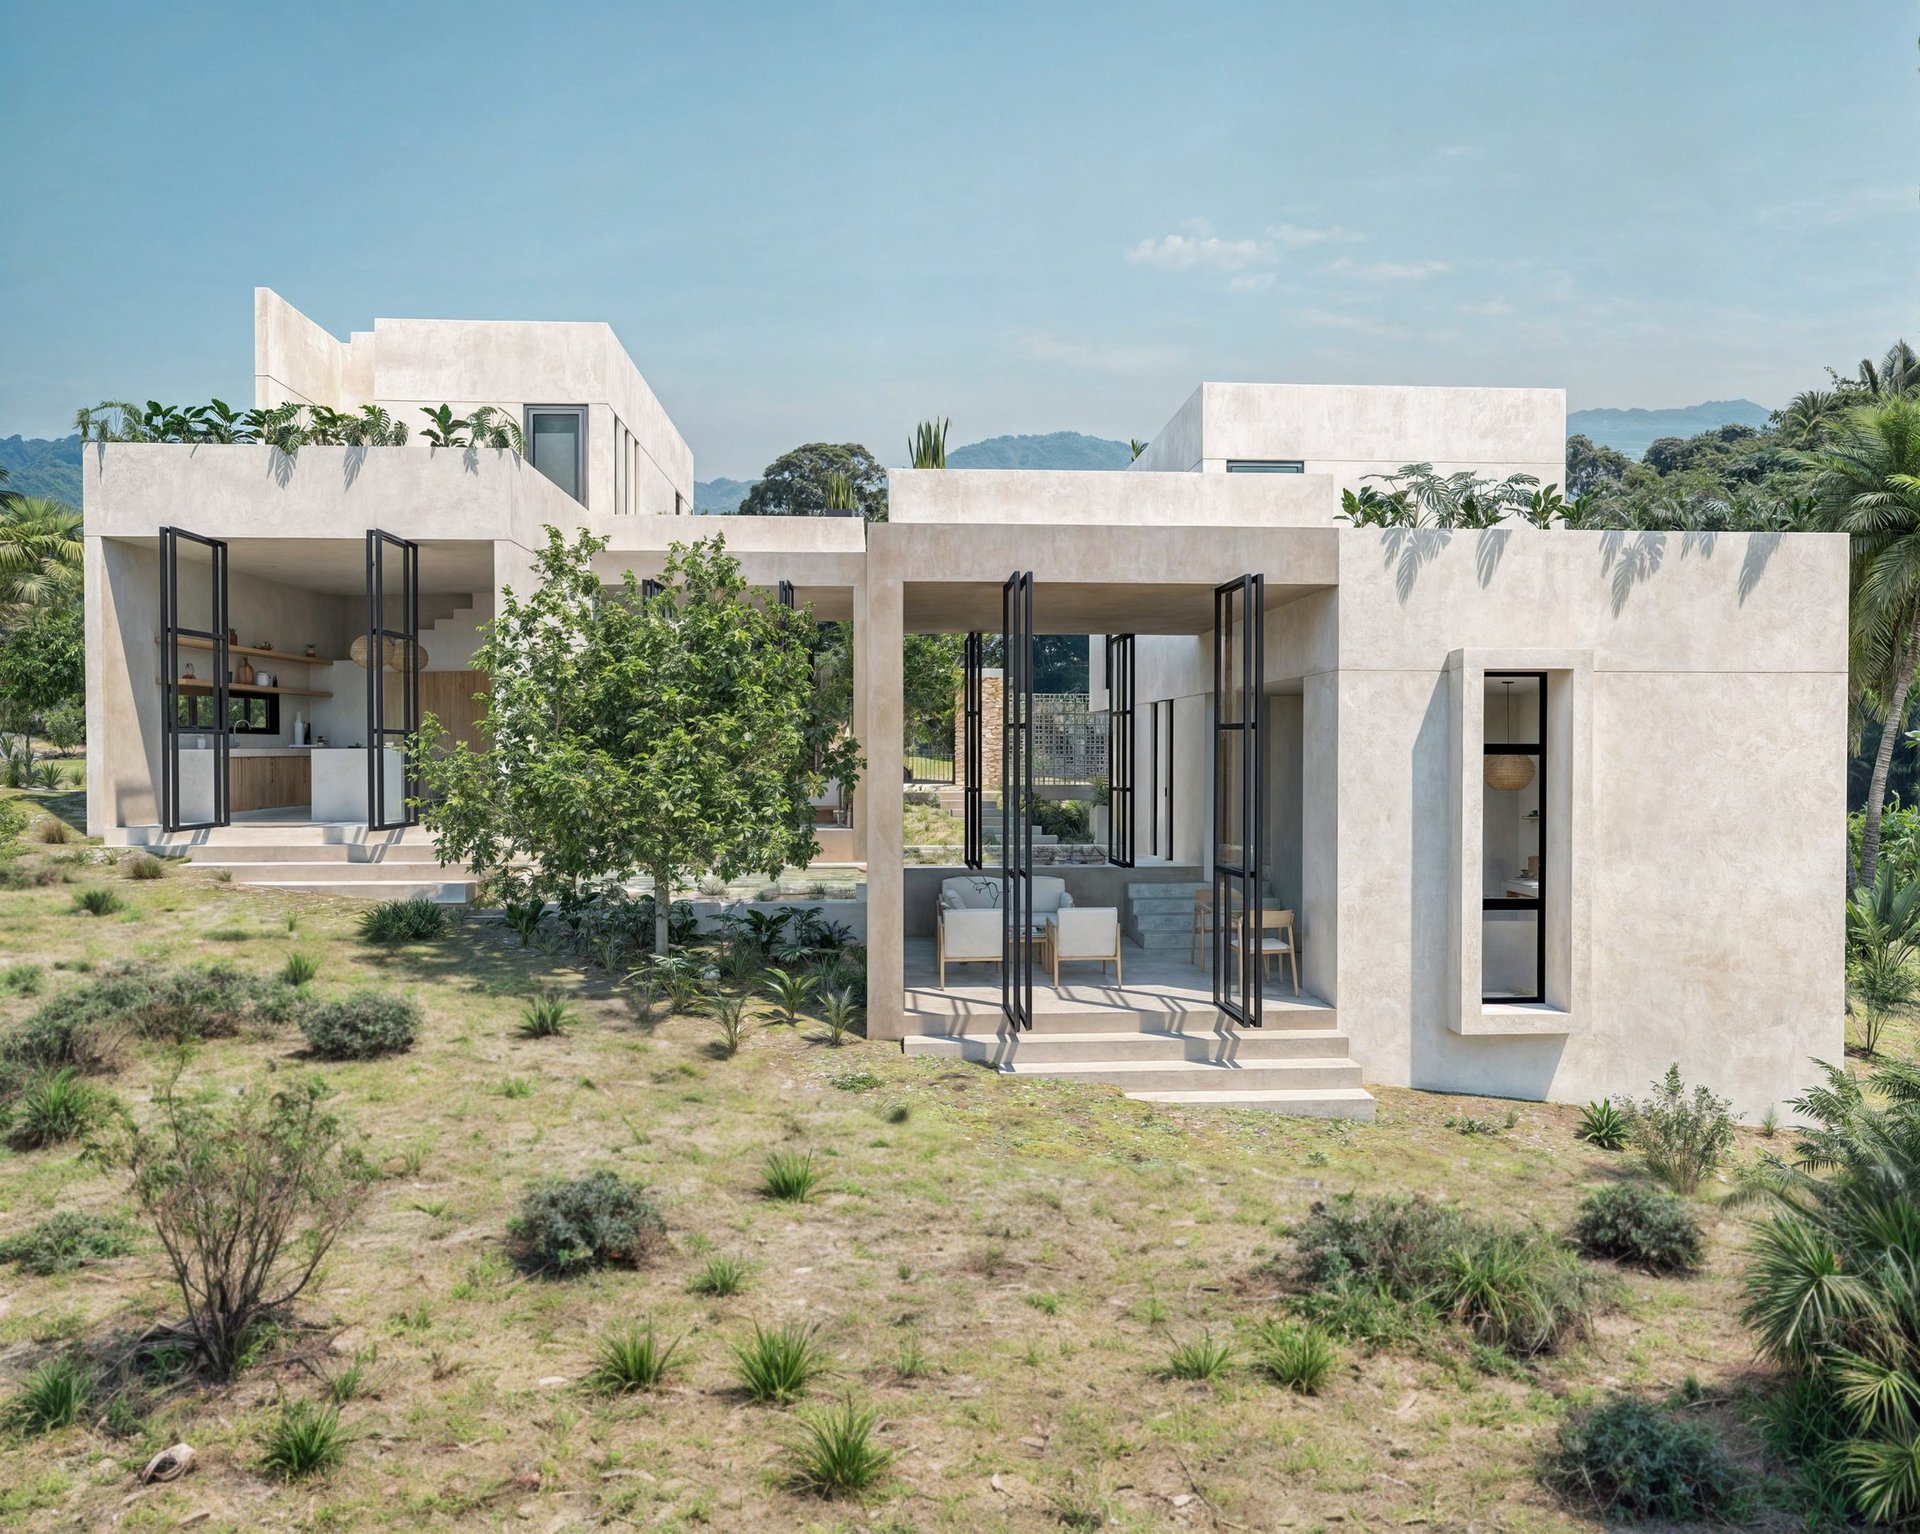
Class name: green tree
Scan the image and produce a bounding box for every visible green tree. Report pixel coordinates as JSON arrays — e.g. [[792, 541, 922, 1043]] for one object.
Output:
[[740, 443, 888, 521], [1807, 399, 1920, 888], [412, 530, 861, 952], [0, 498, 82, 614]]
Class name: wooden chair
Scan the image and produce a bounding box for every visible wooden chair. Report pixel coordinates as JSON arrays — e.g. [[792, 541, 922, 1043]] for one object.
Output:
[[1227, 907, 1300, 995]]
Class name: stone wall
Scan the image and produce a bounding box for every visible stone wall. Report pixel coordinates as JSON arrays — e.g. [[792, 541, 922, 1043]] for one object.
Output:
[[952, 671, 1004, 793]]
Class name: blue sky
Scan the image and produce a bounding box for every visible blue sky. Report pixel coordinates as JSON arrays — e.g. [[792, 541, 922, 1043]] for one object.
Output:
[[1, 0, 1912, 478]]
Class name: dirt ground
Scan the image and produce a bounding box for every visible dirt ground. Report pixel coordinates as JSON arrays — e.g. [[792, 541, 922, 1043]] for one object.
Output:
[[0, 812, 1816, 1532]]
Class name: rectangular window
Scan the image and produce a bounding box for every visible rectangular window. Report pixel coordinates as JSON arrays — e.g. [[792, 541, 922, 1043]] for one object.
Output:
[[177, 692, 279, 734], [525, 406, 586, 504], [1481, 672, 1544, 1001], [1225, 460, 1304, 473]]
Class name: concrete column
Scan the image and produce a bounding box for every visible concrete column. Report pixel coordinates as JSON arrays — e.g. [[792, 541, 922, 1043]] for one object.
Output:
[[863, 562, 906, 1039], [850, 583, 868, 864]]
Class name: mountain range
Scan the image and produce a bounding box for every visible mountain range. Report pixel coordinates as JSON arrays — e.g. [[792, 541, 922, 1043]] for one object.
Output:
[[1566, 399, 1772, 459], [0, 433, 82, 503]]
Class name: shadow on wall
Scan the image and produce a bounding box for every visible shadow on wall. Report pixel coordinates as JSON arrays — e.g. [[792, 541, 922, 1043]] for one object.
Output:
[[1404, 671, 1569, 1099]]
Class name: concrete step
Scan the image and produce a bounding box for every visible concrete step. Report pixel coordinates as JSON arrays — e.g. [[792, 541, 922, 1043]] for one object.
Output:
[[125, 823, 440, 849], [904, 1027, 1351, 1066], [216, 860, 469, 886], [1131, 911, 1194, 934], [243, 877, 474, 903], [993, 1056, 1364, 1093], [1129, 1086, 1377, 1120], [174, 844, 359, 864]]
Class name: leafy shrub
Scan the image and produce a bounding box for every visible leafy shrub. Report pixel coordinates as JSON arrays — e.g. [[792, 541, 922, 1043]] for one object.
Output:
[[7, 1352, 94, 1435], [732, 1319, 828, 1403], [821, 989, 861, 1046], [0, 1210, 134, 1274], [260, 1398, 345, 1479], [1571, 1183, 1704, 1274], [762, 966, 817, 1025], [1029, 797, 1092, 844], [761, 1149, 822, 1202], [6, 1067, 116, 1149], [1622, 1065, 1735, 1194], [300, 991, 421, 1060], [1162, 1332, 1236, 1382], [1, 962, 43, 996], [1290, 1194, 1604, 1357], [1575, 1099, 1629, 1150], [689, 1253, 751, 1297], [1251, 1319, 1339, 1394], [509, 1171, 664, 1276], [1544, 1395, 1749, 1522], [3, 964, 301, 1093], [784, 1396, 893, 1497], [358, 897, 451, 944], [589, 1323, 683, 1392], [124, 855, 166, 880], [0, 796, 25, 848], [1738, 1059, 1920, 1523], [517, 993, 575, 1039], [74, 887, 124, 916], [102, 1075, 372, 1377]]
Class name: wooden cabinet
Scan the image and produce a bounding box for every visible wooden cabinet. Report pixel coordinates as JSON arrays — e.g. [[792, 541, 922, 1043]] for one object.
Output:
[[420, 670, 489, 749], [231, 755, 311, 813]]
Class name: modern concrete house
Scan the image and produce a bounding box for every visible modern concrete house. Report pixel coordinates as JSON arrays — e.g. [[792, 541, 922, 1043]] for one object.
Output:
[[84, 291, 1848, 1121]]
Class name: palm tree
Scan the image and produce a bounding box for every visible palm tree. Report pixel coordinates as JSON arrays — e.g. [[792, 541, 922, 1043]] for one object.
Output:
[[1775, 388, 1846, 449], [1807, 399, 1920, 887], [0, 497, 83, 614], [1856, 341, 1920, 400]]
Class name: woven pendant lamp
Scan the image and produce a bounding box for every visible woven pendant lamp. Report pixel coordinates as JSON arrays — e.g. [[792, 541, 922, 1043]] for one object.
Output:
[[1484, 679, 1535, 792], [350, 635, 429, 671]]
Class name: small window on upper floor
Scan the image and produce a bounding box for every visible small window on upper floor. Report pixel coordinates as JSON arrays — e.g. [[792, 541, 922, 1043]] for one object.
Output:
[[526, 406, 586, 504], [1225, 460, 1305, 473]]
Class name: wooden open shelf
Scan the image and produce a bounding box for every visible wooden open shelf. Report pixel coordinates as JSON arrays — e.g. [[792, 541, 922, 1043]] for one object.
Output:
[[159, 678, 334, 699], [156, 636, 340, 665]]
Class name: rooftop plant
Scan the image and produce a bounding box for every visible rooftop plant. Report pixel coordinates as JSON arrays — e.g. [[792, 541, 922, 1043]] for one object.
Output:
[[72, 398, 526, 457], [908, 417, 949, 470]]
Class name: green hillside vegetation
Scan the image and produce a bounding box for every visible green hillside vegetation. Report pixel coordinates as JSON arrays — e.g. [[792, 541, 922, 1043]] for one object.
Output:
[[946, 430, 1131, 469], [0, 435, 81, 504]]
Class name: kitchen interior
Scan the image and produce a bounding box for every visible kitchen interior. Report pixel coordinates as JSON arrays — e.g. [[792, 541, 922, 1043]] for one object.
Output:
[[158, 539, 491, 825]]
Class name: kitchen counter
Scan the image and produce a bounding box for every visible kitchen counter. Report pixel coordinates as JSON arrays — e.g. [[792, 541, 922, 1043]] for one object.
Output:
[[312, 746, 405, 823]]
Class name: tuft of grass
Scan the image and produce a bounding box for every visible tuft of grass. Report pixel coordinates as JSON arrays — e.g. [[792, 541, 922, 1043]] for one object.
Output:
[[761, 1148, 822, 1203], [732, 1319, 829, 1404], [7, 1353, 94, 1434], [500, 1077, 533, 1099], [124, 855, 166, 881], [710, 994, 747, 1057], [0, 1211, 135, 1275], [588, 1323, 683, 1393], [35, 817, 76, 844], [260, 1398, 345, 1480], [358, 897, 451, 945], [893, 1334, 928, 1379], [1251, 1319, 1340, 1395], [324, 1347, 389, 1404], [688, 1253, 752, 1297], [783, 1395, 893, 1497], [518, 992, 576, 1039], [1162, 1332, 1236, 1383], [1, 962, 44, 996], [7, 1068, 116, 1149], [280, 951, 320, 987], [73, 887, 124, 917], [832, 1068, 881, 1092]]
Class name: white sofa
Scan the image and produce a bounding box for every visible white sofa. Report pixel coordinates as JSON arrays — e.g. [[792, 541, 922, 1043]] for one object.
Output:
[[935, 874, 1071, 987]]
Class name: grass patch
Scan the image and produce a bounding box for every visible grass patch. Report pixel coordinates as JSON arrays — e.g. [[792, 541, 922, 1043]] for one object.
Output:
[[688, 1253, 752, 1297], [1162, 1332, 1236, 1382], [517, 992, 576, 1039], [359, 897, 452, 945], [72, 887, 123, 917], [761, 1148, 822, 1202], [588, 1322, 683, 1393], [783, 1396, 892, 1497], [5, 1067, 117, 1149], [260, 1398, 345, 1480], [6, 1353, 93, 1435], [280, 951, 320, 987], [0, 1211, 135, 1274], [732, 1320, 828, 1403], [1251, 1318, 1340, 1395]]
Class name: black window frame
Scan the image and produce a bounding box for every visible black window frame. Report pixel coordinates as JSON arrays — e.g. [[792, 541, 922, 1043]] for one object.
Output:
[[1225, 460, 1305, 473], [177, 691, 280, 734], [1481, 670, 1546, 1005], [524, 404, 589, 506]]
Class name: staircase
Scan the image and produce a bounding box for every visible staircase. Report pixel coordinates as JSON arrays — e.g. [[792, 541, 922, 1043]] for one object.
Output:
[[901, 994, 1374, 1119], [122, 823, 475, 903], [1126, 880, 1207, 954]]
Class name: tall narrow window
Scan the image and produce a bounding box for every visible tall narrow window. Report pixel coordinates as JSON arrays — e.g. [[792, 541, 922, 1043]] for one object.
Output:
[[1481, 672, 1544, 1002], [525, 406, 586, 504]]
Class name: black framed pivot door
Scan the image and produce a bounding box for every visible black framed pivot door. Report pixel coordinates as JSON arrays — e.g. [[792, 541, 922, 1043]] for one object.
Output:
[[963, 631, 985, 870], [1105, 634, 1135, 867], [1212, 575, 1265, 1028], [1001, 574, 1034, 1031], [365, 530, 421, 831], [159, 527, 231, 832]]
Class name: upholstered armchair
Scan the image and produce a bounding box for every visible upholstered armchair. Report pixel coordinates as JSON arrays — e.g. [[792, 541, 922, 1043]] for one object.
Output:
[[935, 875, 1072, 987], [1047, 906, 1123, 985]]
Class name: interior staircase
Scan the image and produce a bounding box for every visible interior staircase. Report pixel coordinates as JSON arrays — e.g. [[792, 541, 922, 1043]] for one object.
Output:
[[1125, 880, 1208, 953], [900, 993, 1374, 1119], [122, 823, 475, 903]]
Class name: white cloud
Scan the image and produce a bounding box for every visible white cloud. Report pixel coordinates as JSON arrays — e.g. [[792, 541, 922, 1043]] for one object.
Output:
[[1323, 258, 1451, 281], [1461, 296, 1515, 317], [1227, 272, 1277, 292], [1268, 222, 1363, 248], [1293, 306, 1404, 337], [1125, 233, 1265, 272]]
